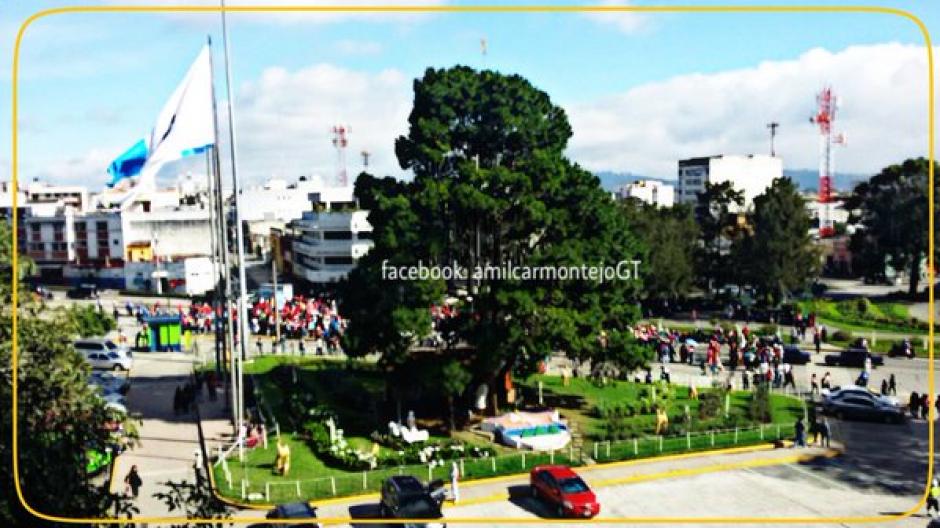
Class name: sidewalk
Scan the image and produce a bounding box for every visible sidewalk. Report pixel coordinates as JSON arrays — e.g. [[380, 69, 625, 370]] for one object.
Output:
[[110, 352, 231, 517]]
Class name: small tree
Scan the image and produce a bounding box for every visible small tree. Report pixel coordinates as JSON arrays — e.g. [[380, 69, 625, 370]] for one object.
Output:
[[440, 360, 472, 432]]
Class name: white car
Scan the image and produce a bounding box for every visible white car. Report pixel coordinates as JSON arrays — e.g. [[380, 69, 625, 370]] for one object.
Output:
[[75, 338, 133, 371]]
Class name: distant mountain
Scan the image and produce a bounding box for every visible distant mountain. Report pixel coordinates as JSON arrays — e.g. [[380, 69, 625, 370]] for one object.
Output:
[[782, 169, 870, 193], [594, 171, 670, 191]]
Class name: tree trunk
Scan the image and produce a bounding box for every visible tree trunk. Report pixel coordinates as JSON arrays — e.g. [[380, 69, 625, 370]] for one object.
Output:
[[909, 256, 921, 297], [448, 395, 456, 432]]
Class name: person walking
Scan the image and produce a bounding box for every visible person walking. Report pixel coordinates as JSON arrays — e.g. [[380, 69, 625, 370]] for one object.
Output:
[[928, 479, 940, 517], [124, 465, 143, 498], [810, 373, 820, 397], [888, 374, 897, 396], [911, 391, 921, 419], [881, 379, 889, 396], [818, 417, 831, 448], [813, 328, 821, 355], [450, 461, 460, 503], [794, 418, 806, 447]]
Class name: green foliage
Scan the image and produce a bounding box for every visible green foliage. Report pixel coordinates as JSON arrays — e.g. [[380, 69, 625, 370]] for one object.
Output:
[[0, 310, 136, 524], [152, 479, 231, 528], [737, 177, 820, 304], [694, 181, 745, 292], [846, 157, 938, 295], [758, 323, 779, 336], [63, 304, 116, 338], [747, 384, 774, 423], [340, 66, 645, 415], [698, 388, 727, 420], [620, 200, 698, 300]]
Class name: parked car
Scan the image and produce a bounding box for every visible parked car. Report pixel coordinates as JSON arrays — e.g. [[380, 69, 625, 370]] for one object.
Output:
[[530, 465, 600, 518], [75, 339, 133, 371], [66, 283, 99, 299], [781, 345, 811, 365], [824, 348, 883, 368], [263, 502, 321, 528], [379, 475, 446, 527], [822, 386, 904, 423], [888, 339, 915, 359]]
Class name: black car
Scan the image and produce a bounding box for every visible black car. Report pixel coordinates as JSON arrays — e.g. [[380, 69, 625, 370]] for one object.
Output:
[[67, 284, 98, 299], [264, 502, 321, 528], [822, 388, 904, 424], [824, 348, 884, 368], [782, 345, 811, 365], [379, 475, 446, 528]]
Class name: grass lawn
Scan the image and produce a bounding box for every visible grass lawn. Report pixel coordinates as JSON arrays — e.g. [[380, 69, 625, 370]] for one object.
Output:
[[211, 357, 805, 503], [520, 375, 804, 441], [798, 298, 931, 335]]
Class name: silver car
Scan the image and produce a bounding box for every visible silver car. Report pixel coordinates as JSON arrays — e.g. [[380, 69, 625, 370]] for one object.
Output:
[[75, 338, 133, 371]]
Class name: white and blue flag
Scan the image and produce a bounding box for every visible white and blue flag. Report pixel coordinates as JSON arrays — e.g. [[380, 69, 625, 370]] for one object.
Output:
[[108, 45, 214, 189]]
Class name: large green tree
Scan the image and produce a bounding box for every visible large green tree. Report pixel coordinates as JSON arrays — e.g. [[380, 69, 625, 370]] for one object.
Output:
[[621, 199, 698, 301], [737, 177, 820, 304], [341, 66, 647, 415], [694, 181, 745, 292], [845, 157, 937, 295], [0, 219, 135, 526]]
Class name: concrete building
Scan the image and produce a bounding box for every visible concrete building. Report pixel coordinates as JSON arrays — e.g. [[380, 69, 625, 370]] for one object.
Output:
[[23, 180, 90, 211], [290, 186, 373, 284], [617, 180, 675, 208], [240, 176, 325, 258], [676, 154, 782, 209]]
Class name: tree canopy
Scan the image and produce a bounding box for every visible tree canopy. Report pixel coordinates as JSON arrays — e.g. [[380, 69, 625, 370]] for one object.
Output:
[[0, 220, 136, 526], [737, 177, 820, 304], [845, 157, 937, 295], [340, 66, 647, 415]]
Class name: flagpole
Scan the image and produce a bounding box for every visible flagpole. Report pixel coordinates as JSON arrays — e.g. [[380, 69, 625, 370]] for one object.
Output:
[[207, 35, 238, 425], [219, 0, 250, 462]]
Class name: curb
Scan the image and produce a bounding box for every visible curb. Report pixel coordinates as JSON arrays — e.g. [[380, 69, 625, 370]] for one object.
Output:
[[209, 438, 801, 510]]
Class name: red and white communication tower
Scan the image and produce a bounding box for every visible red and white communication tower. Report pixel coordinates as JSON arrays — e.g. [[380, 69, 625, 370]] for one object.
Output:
[[331, 125, 350, 187], [809, 87, 846, 238]]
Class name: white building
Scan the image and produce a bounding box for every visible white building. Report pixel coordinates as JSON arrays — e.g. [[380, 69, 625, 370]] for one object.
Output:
[[291, 187, 373, 284], [240, 176, 326, 258], [617, 180, 675, 208], [676, 154, 782, 209]]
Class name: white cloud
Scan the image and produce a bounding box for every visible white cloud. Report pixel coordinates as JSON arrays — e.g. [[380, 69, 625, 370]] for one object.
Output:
[[229, 62, 412, 183], [564, 42, 935, 179], [581, 0, 647, 35], [30, 148, 123, 187]]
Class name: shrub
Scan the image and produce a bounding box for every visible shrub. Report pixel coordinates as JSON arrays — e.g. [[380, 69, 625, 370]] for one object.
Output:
[[758, 324, 778, 337], [747, 384, 773, 423], [855, 297, 872, 315], [698, 389, 726, 420], [830, 329, 853, 342]]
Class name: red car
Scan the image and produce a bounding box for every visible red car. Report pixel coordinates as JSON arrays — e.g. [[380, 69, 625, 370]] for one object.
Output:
[[529, 465, 600, 518]]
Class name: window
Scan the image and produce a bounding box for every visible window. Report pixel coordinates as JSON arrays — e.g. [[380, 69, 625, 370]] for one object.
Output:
[[323, 231, 353, 240], [356, 231, 373, 240], [96, 221, 108, 231], [324, 256, 353, 266]]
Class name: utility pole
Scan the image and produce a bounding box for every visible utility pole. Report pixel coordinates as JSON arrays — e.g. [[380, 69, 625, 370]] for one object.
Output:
[[766, 122, 779, 157], [272, 256, 280, 345], [360, 150, 370, 170]]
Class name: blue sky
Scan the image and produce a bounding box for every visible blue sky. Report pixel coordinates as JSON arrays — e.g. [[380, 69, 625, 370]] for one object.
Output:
[[1, 0, 938, 189]]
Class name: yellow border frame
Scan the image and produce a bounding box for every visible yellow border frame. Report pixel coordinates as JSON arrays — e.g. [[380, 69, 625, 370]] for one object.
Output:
[[10, 3, 934, 525]]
